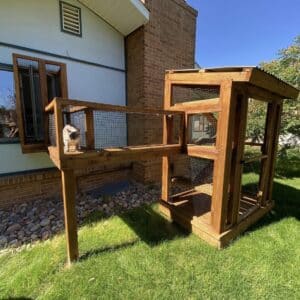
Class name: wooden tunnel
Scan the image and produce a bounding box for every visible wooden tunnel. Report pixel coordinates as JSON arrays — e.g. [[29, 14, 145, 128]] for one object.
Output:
[[45, 67, 299, 264]]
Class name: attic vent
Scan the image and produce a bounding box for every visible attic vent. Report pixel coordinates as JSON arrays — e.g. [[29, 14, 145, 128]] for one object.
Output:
[[60, 1, 82, 37]]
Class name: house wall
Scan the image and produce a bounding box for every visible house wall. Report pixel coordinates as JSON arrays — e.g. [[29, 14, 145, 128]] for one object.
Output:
[[0, 0, 126, 174], [126, 0, 197, 182]]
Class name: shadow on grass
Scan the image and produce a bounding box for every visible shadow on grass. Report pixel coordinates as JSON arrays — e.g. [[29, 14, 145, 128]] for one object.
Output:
[[243, 180, 300, 234], [79, 205, 188, 261], [119, 205, 188, 245], [80, 239, 139, 261]]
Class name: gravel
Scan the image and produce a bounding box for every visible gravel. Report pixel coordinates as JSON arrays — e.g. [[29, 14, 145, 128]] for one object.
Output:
[[0, 181, 160, 250]]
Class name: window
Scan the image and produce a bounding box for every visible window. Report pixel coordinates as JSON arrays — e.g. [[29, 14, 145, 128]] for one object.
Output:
[[13, 54, 68, 153], [60, 1, 82, 37], [188, 113, 218, 146], [0, 65, 18, 143]]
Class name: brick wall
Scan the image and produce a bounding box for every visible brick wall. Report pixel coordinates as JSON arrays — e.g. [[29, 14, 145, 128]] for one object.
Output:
[[0, 163, 130, 209], [126, 0, 197, 182]]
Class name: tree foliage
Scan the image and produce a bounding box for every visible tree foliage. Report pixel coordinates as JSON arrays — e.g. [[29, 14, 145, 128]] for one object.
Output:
[[259, 35, 300, 138]]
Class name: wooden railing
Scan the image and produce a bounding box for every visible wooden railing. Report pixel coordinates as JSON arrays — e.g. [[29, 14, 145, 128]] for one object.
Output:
[[45, 97, 185, 170]]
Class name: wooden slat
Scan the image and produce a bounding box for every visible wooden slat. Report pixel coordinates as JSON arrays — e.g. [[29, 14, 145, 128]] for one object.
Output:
[[187, 145, 218, 160], [170, 98, 221, 113], [85, 109, 95, 150], [241, 154, 268, 164], [61, 169, 79, 265], [244, 142, 263, 146]]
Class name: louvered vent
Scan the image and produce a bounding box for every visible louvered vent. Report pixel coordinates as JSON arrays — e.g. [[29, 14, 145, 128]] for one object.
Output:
[[60, 1, 82, 36]]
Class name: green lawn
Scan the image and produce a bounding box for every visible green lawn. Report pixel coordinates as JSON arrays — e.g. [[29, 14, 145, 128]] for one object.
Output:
[[0, 150, 299, 299]]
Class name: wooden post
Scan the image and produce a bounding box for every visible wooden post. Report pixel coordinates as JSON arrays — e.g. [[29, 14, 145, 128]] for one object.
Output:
[[162, 75, 172, 202], [263, 103, 283, 205], [211, 80, 237, 233], [259, 102, 279, 206], [54, 99, 65, 158], [61, 169, 79, 265], [227, 91, 248, 226], [85, 109, 95, 150]]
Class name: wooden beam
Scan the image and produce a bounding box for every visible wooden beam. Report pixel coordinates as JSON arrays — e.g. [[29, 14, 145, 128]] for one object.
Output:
[[60, 144, 181, 170], [167, 70, 251, 84], [227, 92, 248, 226], [265, 104, 283, 203], [162, 76, 172, 202], [244, 83, 283, 103], [211, 80, 237, 234], [61, 169, 79, 265], [249, 68, 299, 99], [49, 98, 184, 116], [260, 103, 282, 205], [170, 98, 221, 114], [54, 100, 65, 159], [85, 109, 95, 150], [187, 145, 218, 160], [241, 154, 268, 164]]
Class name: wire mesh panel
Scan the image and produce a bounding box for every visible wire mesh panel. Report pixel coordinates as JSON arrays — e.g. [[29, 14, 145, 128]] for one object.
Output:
[[93, 111, 127, 148], [170, 157, 214, 195], [171, 85, 220, 105], [241, 159, 262, 199], [47, 102, 183, 153]]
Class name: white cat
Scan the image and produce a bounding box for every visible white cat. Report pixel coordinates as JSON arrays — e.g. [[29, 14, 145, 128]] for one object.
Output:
[[63, 124, 81, 152]]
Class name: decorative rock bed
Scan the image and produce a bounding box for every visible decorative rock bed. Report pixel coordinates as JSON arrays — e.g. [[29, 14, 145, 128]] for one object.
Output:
[[0, 181, 161, 250]]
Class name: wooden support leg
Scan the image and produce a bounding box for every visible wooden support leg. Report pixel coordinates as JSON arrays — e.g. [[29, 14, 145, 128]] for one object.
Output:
[[61, 169, 79, 265], [211, 80, 237, 233], [162, 156, 170, 202], [227, 93, 248, 226]]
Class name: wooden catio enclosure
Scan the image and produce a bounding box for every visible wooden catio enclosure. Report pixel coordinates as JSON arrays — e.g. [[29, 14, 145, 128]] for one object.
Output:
[[45, 67, 298, 264]]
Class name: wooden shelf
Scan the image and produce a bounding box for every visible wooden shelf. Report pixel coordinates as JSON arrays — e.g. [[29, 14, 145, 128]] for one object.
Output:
[[49, 144, 182, 170]]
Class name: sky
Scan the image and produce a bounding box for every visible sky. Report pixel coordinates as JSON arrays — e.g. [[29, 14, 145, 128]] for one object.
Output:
[[186, 0, 300, 68]]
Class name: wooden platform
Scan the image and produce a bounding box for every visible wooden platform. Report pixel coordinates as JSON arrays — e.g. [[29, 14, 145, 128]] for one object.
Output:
[[48, 144, 181, 170], [159, 186, 274, 248]]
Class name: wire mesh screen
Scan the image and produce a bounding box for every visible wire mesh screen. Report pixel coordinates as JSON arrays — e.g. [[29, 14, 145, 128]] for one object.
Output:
[[241, 145, 263, 201], [188, 113, 218, 145], [172, 85, 220, 105], [241, 159, 262, 201], [48, 103, 183, 153], [49, 113, 56, 146], [170, 157, 214, 196]]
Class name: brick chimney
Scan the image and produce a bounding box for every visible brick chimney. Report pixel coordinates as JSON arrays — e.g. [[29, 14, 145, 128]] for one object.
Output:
[[126, 0, 198, 182]]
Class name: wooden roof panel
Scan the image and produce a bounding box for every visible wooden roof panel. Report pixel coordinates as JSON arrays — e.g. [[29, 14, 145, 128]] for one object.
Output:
[[166, 67, 299, 99]]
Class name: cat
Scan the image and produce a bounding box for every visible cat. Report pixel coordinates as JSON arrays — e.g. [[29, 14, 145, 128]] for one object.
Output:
[[63, 124, 81, 152]]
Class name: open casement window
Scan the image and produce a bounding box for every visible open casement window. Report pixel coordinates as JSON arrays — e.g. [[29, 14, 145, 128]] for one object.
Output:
[[13, 54, 68, 153]]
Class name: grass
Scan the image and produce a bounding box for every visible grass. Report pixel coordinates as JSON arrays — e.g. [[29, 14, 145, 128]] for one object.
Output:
[[0, 150, 299, 299]]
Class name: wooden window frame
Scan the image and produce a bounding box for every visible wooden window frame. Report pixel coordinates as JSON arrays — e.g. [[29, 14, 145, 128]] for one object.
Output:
[[13, 53, 68, 153]]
